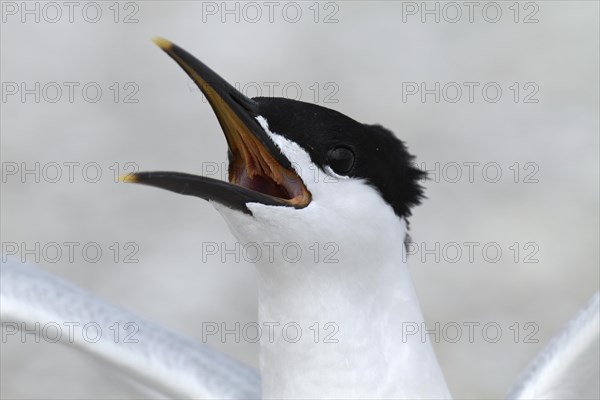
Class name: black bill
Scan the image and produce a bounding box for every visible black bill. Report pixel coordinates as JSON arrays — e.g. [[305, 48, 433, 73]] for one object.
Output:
[[123, 38, 311, 215]]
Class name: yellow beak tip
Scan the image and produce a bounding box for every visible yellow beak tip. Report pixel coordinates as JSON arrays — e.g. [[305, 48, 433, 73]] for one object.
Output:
[[119, 174, 138, 183], [152, 37, 173, 51]]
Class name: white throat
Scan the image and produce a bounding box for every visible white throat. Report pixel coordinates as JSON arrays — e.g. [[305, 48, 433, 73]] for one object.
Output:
[[214, 118, 451, 399]]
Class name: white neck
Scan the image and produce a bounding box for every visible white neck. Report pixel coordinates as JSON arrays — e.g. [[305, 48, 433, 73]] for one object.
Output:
[[217, 123, 451, 398], [218, 189, 451, 398], [253, 234, 451, 399]]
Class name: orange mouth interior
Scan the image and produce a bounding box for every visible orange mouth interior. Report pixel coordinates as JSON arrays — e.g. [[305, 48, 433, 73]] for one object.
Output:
[[226, 117, 311, 208]]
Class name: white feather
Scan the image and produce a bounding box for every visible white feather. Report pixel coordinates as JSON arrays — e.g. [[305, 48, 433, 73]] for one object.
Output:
[[0, 258, 260, 399], [507, 292, 600, 399]]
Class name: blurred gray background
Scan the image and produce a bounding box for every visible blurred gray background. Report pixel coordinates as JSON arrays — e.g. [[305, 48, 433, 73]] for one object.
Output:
[[1, 1, 598, 398]]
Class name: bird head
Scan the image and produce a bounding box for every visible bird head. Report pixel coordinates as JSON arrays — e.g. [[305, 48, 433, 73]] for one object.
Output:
[[125, 38, 425, 249]]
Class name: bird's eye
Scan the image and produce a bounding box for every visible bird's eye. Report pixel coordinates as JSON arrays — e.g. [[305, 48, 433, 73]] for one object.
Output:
[[326, 147, 355, 175]]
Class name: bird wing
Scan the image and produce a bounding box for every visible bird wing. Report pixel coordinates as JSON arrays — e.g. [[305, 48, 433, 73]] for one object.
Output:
[[506, 292, 599, 399], [0, 258, 261, 399]]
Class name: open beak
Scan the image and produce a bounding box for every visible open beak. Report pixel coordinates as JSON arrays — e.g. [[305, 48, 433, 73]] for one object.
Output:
[[123, 38, 311, 215]]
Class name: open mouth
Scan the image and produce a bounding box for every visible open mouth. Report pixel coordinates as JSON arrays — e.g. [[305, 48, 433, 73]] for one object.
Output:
[[123, 38, 311, 214], [229, 145, 309, 206]]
